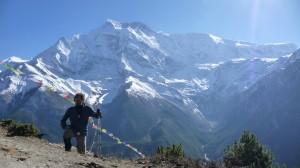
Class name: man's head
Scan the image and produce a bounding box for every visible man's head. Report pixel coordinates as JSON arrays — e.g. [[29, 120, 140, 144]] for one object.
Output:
[[74, 93, 85, 106]]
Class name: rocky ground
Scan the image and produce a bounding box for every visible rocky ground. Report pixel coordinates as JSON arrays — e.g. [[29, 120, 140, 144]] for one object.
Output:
[[0, 126, 224, 168]]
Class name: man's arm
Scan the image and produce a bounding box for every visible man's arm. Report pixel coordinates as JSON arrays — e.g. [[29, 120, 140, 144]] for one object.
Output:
[[60, 109, 70, 129], [96, 109, 103, 119], [87, 106, 102, 119]]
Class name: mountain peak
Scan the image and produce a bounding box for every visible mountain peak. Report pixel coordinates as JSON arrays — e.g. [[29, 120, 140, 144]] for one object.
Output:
[[104, 19, 154, 33], [5, 56, 29, 63], [106, 19, 123, 30], [208, 34, 224, 44], [126, 22, 153, 32]]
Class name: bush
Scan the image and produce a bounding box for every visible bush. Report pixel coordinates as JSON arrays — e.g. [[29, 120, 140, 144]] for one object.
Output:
[[153, 145, 223, 168], [223, 130, 273, 168], [274, 163, 288, 168], [1, 119, 40, 138], [0, 119, 14, 128], [157, 143, 186, 157]]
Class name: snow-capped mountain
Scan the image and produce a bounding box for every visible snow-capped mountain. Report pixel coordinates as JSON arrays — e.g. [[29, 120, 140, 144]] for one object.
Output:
[[0, 20, 298, 162]]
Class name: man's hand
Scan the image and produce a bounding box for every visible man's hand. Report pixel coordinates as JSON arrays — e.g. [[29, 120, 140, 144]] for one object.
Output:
[[97, 109, 103, 118], [64, 125, 70, 130]]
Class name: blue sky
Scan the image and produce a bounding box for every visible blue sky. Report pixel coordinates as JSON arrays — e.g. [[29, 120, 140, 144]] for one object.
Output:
[[0, 0, 299, 60]]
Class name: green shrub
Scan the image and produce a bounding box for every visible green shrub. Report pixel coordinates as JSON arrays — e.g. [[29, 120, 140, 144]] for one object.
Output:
[[1, 119, 40, 138], [274, 162, 288, 168], [223, 130, 273, 168], [0, 119, 14, 128], [157, 143, 186, 158]]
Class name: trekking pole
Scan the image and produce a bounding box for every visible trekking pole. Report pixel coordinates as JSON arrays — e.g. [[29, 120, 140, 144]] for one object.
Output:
[[93, 100, 102, 158], [83, 90, 95, 153], [91, 101, 100, 157], [96, 108, 102, 157], [88, 102, 97, 153], [89, 120, 97, 152], [99, 115, 102, 156]]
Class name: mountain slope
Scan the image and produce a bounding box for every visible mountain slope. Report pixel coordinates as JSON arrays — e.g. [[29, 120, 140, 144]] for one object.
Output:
[[101, 81, 211, 157], [206, 49, 300, 166]]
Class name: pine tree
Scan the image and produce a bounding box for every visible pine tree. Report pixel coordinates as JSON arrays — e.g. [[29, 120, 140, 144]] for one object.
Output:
[[274, 163, 280, 168], [156, 146, 164, 155], [156, 146, 160, 155], [223, 130, 273, 168], [156, 143, 185, 157]]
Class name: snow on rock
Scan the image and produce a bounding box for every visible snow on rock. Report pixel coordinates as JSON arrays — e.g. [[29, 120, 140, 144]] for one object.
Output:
[[121, 55, 136, 73], [5, 56, 29, 63], [127, 27, 160, 49], [165, 78, 188, 84], [209, 34, 224, 44], [126, 76, 161, 99], [195, 63, 221, 70], [107, 19, 123, 30]]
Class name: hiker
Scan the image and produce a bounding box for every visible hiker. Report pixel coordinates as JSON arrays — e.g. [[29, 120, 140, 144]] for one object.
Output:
[[60, 93, 102, 154]]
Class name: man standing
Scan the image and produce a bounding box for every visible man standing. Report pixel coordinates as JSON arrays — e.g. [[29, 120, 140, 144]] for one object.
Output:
[[61, 93, 102, 154]]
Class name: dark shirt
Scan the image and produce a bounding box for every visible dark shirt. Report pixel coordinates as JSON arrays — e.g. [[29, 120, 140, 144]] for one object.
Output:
[[60, 105, 99, 136]]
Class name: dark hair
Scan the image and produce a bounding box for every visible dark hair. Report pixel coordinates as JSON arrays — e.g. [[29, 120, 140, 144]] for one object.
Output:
[[74, 93, 85, 101]]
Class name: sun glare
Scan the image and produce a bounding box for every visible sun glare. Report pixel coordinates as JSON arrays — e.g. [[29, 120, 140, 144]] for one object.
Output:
[[250, 0, 260, 43]]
